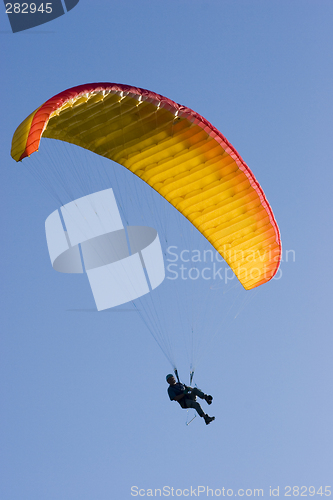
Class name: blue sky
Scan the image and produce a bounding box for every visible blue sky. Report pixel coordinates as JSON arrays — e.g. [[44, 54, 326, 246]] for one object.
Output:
[[1, 1, 332, 499]]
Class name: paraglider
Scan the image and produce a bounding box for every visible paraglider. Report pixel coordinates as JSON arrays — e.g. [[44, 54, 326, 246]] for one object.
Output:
[[11, 82, 281, 388], [166, 374, 215, 425]]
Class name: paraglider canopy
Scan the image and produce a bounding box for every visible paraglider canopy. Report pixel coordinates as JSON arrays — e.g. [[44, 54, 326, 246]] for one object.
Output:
[[11, 82, 281, 290]]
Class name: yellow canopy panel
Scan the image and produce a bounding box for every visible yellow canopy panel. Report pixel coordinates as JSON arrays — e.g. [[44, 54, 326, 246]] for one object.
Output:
[[11, 83, 281, 289]]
